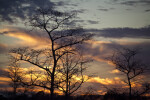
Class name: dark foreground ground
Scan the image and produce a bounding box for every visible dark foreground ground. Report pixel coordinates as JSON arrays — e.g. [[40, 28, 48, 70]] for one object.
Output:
[[0, 91, 150, 100]]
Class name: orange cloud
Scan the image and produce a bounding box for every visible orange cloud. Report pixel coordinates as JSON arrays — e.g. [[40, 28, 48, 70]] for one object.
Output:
[[0, 76, 11, 82], [88, 76, 123, 85], [0, 28, 50, 48], [109, 69, 120, 74], [0, 28, 11, 32], [6, 32, 37, 44], [0, 81, 9, 85], [86, 40, 111, 47]]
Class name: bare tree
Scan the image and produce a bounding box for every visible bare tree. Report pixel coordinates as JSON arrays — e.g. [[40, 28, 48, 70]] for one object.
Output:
[[139, 83, 150, 96], [109, 48, 147, 99], [57, 52, 90, 99], [20, 69, 43, 94], [8, 61, 23, 96], [10, 8, 92, 99]]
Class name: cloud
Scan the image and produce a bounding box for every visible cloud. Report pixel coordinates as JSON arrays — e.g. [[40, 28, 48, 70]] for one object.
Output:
[[0, 68, 8, 77], [79, 39, 150, 69], [86, 27, 150, 39], [55, 1, 66, 6], [0, 43, 7, 54], [55, 1, 79, 7], [87, 20, 99, 24], [76, 41, 122, 65], [0, 31, 16, 35], [0, 28, 54, 52], [145, 9, 150, 12], [122, 0, 150, 6], [97, 8, 109, 11], [0, 0, 55, 23], [88, 76, 124, 86], [0, 75, 11, 88], [125, 8, 132, 11], [109, 69, 120, 74], [111, 0, 150, 6], [11, 26, 147, 70], [71, 9, 87, 14], [65, 19, 85, 26], [97, 5, 115, 12], [54, 0, 77, 7]]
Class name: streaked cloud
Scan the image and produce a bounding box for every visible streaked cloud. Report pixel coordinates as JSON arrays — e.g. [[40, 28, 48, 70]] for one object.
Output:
[[97, 8, 109, 11], [96, 27, 150, 39], [0, 28, 51, 48], [88, 76, 124, 85], [120, 0, 150, 6], [0, 68, 8, 77], [0, 77, 10, 82], [145, 9, 150, 12], [110, 0, 150, 6], [87, 20, 99, 24]]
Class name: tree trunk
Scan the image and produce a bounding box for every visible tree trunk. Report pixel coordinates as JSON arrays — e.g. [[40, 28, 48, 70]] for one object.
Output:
[[50, 73, 54, 100], [13, 87, 17, 96], [13, 83, 17, 96], [129, 82, 132, 100], [127, 75, 132, 100], [50, 41, 56, 100]]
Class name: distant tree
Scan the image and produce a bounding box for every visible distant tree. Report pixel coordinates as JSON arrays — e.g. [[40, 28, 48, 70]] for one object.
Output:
[[83, 86, 98, 96], [57, 52, 90, 99], [20, 70, 42, 94], [10, 8, 92, 99], [109, 48, 147, 99], [8, 60, 23, 96], [138, 82, 150, 96]]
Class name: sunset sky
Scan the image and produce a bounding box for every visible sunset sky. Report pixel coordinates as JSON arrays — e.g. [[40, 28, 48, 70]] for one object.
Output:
[[0, 0, 150, 94]]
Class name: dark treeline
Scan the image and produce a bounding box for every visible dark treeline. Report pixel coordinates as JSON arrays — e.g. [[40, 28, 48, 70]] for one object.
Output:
[[0, 90, 150, 100]]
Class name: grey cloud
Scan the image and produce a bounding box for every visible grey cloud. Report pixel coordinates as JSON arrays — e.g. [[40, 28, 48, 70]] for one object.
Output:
[[78, 41, 150, 72], [85, 27, 150, 39], [71, 9, 87, 14], [126, 8, 132, 11], [0, 31, 16, 35], [70, 20, 85, 26], [109, 0, 150, 6], [111, 0, 120, 2], [55, 1, 78, 7], [99, 27, 150, 39], [120, 0, 150, 6], [120, 1, 139, 6], [7, 26, 150, 41], [87, 20, 99, 24], [145, 9, 150, 12], [97, 8, 109, 11], [0, 0, 55, 23], [55, 1, 66, 6], [97, 5, 115, 12]]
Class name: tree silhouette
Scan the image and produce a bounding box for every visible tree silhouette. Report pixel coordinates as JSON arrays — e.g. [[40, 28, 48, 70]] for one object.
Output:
[[139, 83, 150, 96], [10, 8, 92, 99], [109, 48, 147, 99], [57, 52, 90, 99], [20, 69, 42, 94], [8, 60, 23, 96]]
